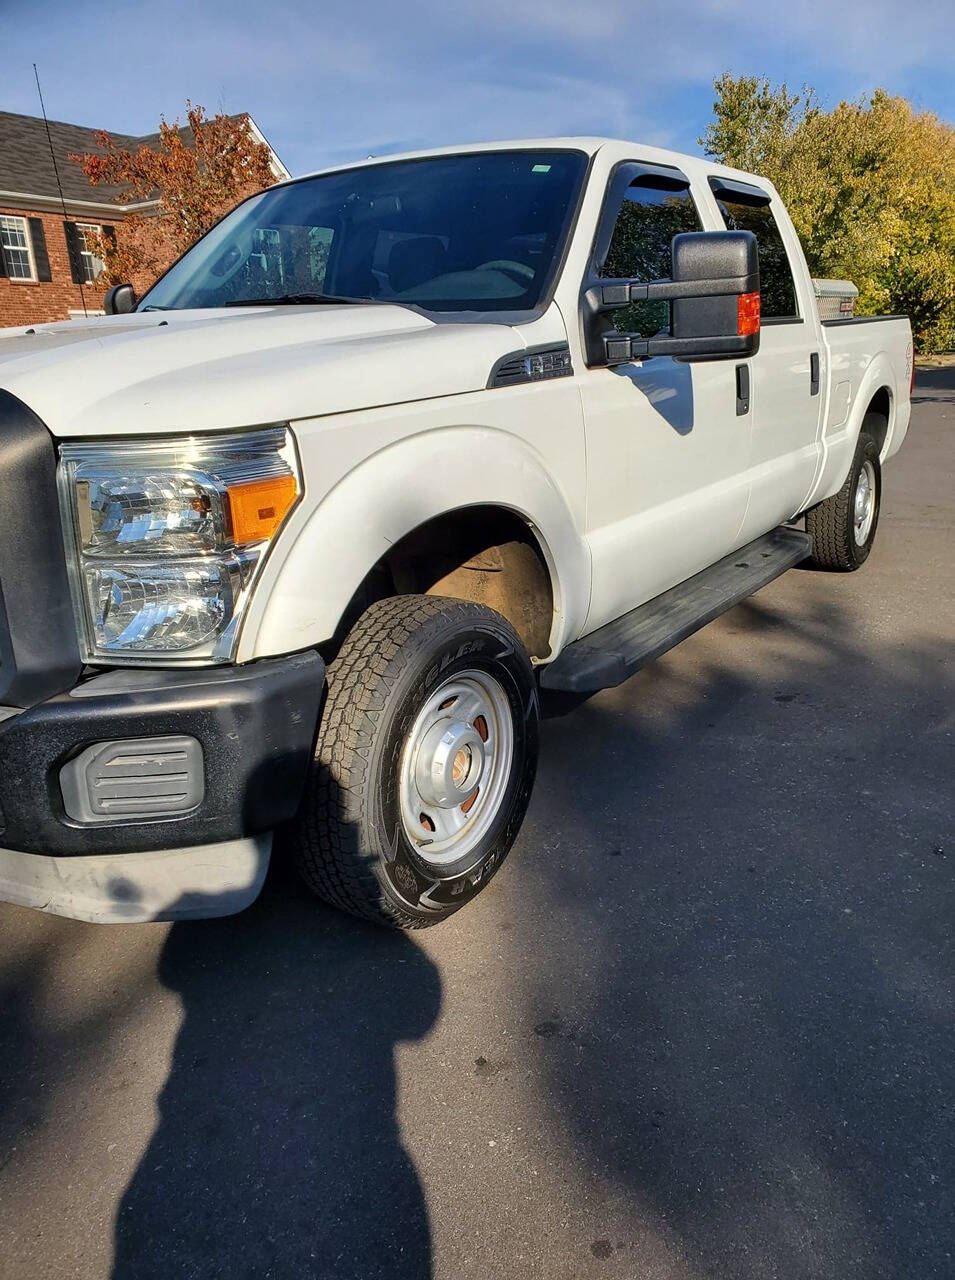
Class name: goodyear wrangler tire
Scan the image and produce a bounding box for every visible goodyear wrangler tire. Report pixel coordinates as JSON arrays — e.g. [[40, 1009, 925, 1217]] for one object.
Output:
[[290, 595, 539, 928], [806, 424, 882, 570]]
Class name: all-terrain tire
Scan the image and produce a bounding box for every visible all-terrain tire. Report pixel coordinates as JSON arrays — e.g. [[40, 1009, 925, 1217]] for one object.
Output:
[[806, 422, 882, 570], [290, 595, 539, 929]]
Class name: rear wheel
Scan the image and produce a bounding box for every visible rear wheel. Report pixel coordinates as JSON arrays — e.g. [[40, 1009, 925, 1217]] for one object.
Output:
[[806, 423, 882, 570], [290, 595, 539, 928]]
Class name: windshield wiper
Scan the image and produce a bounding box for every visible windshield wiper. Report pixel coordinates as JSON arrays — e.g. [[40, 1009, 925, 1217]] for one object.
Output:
[[223, 292, 375, 307]]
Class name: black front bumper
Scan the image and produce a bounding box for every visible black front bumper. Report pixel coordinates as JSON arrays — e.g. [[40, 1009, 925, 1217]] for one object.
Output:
[[0, 653, 325, 857]]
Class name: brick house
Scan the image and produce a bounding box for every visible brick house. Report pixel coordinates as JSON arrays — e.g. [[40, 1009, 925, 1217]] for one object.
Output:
[[0, 110, 289, 328]]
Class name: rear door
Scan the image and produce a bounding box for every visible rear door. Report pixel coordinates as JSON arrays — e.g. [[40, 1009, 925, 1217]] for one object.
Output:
[[706, 177, 824, 539], [575, 162, 752, 635]]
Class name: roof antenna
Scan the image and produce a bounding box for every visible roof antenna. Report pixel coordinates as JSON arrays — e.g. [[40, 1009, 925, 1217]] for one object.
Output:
[[33, 62, 87, 317]]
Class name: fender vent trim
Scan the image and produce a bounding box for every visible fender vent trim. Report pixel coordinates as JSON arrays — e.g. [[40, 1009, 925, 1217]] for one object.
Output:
[[488, 343, 573, 388]]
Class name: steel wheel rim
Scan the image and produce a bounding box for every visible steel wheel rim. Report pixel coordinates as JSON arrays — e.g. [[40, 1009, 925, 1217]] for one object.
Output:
[[854, 459, 876, 545], [398, 669, 514, 868]]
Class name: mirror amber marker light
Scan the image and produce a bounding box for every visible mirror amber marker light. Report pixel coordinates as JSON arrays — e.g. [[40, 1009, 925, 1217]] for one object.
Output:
[[737, 291, 761, 336], [226, 474, 299, 544]]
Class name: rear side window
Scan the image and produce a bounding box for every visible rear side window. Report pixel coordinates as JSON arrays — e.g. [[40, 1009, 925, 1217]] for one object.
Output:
[[600, 181, 702, 338], [712, 190, 798, 319]]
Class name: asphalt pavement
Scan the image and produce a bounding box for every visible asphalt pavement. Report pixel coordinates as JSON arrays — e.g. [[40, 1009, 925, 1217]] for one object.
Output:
[[1, 369, 952, 1280]]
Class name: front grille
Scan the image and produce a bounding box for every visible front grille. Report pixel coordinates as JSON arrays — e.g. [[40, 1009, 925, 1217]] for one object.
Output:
[[0, 390, 81, 706]]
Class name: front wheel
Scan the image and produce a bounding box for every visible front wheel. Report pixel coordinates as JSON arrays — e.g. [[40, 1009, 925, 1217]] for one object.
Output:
[[290, 596, 539, 928], [806, 424, 882, 570]]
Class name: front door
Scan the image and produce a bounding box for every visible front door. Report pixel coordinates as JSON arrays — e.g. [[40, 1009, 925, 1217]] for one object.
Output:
[[577, 164, 751, 635]]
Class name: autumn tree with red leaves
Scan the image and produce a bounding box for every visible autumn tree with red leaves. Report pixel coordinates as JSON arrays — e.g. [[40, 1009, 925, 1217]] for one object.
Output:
[[71, 104, 278, 295]]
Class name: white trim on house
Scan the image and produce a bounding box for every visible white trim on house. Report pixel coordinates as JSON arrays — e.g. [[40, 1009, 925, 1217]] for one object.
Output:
[[245, 115, 292, 180], [0, 188, 159, 216]]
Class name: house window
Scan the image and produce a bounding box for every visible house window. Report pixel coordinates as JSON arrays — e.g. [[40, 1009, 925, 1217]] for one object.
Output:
[[76, 223, 105, 285], [0, 215, 36, 281]]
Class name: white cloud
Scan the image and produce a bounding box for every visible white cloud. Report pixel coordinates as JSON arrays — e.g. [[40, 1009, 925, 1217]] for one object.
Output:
[[3, 0, 952, 174]]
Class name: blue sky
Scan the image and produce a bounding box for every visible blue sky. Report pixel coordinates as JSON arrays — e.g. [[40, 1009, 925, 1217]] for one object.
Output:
[[5, 0, 954, 176]]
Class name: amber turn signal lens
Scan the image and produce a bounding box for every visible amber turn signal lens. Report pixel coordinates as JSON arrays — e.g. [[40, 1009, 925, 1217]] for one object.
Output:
[[737, 291, 761, 336], [226, 474, 299, 544]]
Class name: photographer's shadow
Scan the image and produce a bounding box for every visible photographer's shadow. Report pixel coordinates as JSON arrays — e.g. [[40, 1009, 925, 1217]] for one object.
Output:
[[112, 857, 440, 1280]]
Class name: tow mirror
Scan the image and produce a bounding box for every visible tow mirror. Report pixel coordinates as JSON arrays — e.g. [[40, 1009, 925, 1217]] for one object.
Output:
[[582, 230, 760, 366], [104, 283, 136, 315]]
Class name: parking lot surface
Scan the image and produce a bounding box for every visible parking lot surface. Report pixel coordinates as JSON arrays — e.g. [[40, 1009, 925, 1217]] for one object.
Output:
[[1, 369, 952, 1279]]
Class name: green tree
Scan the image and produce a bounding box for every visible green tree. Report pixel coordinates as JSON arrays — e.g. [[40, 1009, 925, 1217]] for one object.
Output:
[[700, 73, 818, 178], [701, 75, 955, 352]]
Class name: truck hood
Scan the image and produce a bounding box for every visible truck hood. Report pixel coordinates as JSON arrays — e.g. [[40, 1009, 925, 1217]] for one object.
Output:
[[0, 305, 530, 438]]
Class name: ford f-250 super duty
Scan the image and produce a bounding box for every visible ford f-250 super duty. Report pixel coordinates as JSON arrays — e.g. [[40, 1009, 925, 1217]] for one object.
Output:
[[0, 138, 913, 927]]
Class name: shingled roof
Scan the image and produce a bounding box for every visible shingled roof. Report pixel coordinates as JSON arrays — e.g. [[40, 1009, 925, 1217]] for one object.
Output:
[[0, 110, 288, 209]]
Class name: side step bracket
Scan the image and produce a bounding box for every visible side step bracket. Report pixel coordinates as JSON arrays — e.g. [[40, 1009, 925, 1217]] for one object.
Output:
[[541, 526, 812, 694]]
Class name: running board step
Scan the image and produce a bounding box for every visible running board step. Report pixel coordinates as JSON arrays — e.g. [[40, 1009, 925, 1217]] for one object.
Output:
[[541, 526, 812, 694]]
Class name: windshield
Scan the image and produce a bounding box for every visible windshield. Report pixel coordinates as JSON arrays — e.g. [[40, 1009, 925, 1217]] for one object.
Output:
[[140, 149, 587, 313]]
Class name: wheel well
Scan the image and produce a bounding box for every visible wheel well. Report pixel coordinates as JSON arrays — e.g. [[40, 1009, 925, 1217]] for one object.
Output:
[[864, 387, 891, 455], [326, 507, 556, 663]]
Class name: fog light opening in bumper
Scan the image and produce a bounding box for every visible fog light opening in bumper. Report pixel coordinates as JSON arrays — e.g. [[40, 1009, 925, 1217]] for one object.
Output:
[[59, 734, 204, 825]]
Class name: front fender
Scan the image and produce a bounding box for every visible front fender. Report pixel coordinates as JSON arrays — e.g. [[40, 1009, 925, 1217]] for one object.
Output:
[[237, 425, 591, 662]]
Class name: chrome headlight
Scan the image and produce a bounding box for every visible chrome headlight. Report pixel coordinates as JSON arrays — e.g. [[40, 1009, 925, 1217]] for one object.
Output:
[[58, 428, 300, 662]]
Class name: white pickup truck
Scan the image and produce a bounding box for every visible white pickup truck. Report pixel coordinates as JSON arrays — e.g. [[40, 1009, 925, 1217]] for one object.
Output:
[[0, 138, 913, 928]]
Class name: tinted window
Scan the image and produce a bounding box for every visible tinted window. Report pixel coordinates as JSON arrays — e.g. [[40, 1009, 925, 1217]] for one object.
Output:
[[600, 182, 702, 337], [715, 197, 798, 319], [141, 150, 586, 313], [241, 224, 333, 297]]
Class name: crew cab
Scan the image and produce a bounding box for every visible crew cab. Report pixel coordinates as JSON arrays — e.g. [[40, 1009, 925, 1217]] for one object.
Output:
[[0, 138, 913, 927]]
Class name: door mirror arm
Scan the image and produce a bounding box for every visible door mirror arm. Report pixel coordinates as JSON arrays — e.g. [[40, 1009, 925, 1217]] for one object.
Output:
[[584, 272, 758, 312]]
